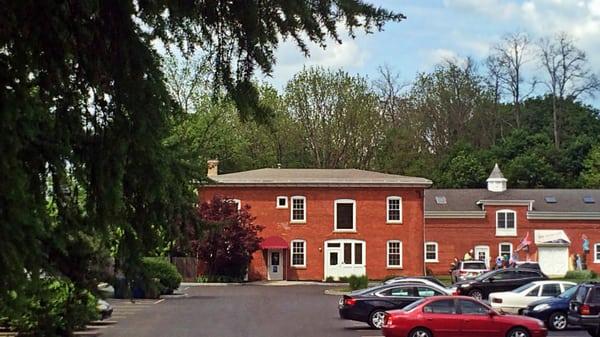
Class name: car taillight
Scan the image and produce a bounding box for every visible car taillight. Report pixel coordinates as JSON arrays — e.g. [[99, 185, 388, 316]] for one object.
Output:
[[452, 291, 459, 296], [580, 304, 591, 315], [344, 298, 356, 306], [383, 313, 392, 326]]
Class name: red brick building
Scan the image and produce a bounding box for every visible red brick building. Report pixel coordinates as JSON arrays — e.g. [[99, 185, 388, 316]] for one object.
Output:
[[198, 161, 432, 281], [424, 164, 600, 277]]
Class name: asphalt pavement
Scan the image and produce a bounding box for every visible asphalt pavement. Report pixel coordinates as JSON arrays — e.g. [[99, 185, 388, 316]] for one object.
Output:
[[99, 285, 589, 337]]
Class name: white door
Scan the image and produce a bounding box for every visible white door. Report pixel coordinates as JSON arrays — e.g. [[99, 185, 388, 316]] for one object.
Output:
[[324, 240, 366, 280], [474, 245, 490, 269], [267, 249, 283, 280], [538, 246, 569, 277]]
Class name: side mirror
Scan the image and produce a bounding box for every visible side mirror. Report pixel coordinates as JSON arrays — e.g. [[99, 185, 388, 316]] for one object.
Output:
[[488, 310, 498, 317], [488, 277, 495, 282]]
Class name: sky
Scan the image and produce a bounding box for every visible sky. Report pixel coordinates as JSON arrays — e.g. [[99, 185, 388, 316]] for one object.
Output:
[[262, 0, 600, 107]]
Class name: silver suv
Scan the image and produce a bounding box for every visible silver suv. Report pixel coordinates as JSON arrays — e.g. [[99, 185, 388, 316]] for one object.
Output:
[[451, 260, 488, 283]]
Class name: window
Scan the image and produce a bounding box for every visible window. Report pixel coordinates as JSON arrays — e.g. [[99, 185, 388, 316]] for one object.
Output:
[[496, 210, 516, 236], [379, 286, 413, 297], [499, 242, 513, 260], [276, 196, 288, 209], [423, 300, 456, 314], [417, 287, 441, 297], [459, 300, 488, 315], [541, 284, 562, 297], [526, 286, 540, 297], [584, 196, 595, 204], [493, 270, 518, 280], [387, 241, 403, 268], [544, 196, 557, 203], [354, 243, 363, 265], [334, 199, 356, 231], [290, 240, 306, 267], [386, 196, 403, 223], [290, 196, 306, 223], [435, 196, 447, 204], [424, 242, 438, 262], [595, 244, 600, 263]]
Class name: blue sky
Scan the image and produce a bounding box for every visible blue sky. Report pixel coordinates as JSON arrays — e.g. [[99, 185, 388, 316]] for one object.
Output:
[[263, 0, 600, 107]]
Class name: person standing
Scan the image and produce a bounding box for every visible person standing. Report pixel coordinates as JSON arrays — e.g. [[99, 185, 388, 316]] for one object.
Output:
[[576, 254, 583, 271], [463, 249, 474, 261], [582, 234, 590, 270]]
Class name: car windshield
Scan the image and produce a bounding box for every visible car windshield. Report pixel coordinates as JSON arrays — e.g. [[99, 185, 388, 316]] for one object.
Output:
[[475, 270, 497, 281], [511, 282, 535, 293], [558, 285, 578, 299], [462, 262, 486, 270], [402, 298, 426, 312]]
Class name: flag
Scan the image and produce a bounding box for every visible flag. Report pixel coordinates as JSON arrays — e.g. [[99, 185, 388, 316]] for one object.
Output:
[[516, 232, 531, 251]]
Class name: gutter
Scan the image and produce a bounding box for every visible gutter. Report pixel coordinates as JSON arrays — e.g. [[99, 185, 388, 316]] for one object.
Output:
[[425, 211, 486, 219], [527, 212, 600, 220]]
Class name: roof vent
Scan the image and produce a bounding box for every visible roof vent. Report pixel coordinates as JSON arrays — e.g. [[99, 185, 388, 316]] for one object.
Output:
[[435, 196, 447, 205], [584, 196, 595, 204], [544, 196, 557, 204]]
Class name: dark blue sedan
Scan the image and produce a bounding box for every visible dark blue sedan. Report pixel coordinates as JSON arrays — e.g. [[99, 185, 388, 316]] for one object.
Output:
[[522, 285, 578, 331]]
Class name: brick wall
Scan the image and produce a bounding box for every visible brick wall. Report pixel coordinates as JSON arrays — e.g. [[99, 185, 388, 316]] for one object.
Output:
[[199, 185, 426, 280], [425, 205, 600, 275]]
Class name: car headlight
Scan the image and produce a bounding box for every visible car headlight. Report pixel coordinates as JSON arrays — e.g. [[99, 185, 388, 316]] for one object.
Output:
[[532, 304, 550, 312], [460, 283, 472, 288]]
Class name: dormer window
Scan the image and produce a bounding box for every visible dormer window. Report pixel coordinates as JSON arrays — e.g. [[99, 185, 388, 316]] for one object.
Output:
[[496, 210, 517, 236], [544, 196, 557, 203]]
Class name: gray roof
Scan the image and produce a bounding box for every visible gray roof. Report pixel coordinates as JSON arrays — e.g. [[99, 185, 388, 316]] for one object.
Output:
[[425, 189, 600, 213], [487, 163, 505, 180], [208, 168, 432, 186]]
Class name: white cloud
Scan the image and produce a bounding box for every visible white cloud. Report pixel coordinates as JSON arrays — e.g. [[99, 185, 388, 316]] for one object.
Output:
[[264, 31, 370, 88]]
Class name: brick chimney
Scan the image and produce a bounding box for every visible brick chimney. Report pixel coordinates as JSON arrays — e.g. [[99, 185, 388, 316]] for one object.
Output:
[[207, 159, 219, 177]]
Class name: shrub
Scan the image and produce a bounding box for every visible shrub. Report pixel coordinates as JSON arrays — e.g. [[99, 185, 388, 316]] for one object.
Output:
[[565, 270, 597, 280], [338, 276, 349, 282], [142, 257, 183, 295], [325, 276, 334, 283], [348, 275, 369, 290], [0, 276, 97, 336]]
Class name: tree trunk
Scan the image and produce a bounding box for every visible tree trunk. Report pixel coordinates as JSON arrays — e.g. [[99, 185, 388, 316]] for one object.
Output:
[[553, 95, 560, 149]]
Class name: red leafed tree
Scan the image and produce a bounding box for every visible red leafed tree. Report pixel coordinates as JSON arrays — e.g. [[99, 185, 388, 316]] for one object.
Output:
[[194, 196, 263, 279]]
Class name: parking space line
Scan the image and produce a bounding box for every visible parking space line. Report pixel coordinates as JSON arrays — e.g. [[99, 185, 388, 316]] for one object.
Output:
[[154, 299, 165, 304]]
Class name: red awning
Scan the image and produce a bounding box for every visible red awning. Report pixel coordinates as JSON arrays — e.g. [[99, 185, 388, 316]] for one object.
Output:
[[260, 236, 288, 249]]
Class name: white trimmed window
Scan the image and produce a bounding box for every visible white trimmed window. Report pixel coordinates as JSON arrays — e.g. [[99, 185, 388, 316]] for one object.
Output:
[[227, 199, 241, 210], [290, 196, 306, 223], [386, 196, 403, 223], [291, 240, 306, 267], [387, 241, 403, 268], [595, 243, 600, 263], [276, 196, 288, 209], [496, 210, 517, 236], [425, 242, 438, 262], [499, 242, 513, 260], [334, 199, 356, 232]]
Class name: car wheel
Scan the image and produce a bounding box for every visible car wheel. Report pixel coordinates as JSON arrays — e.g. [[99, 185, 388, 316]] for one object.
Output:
[[507, 327, 530, 337], [409, 327, 432, 337], [468, 289, 483, 300], [548, 311, 567, 331], [368, 309, 386, 329]]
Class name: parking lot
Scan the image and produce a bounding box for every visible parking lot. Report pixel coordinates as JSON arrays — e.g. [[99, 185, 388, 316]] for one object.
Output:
[[98, 285, 588, 337]]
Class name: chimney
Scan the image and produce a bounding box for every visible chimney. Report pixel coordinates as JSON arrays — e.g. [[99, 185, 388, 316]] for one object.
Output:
[[486, 163, 507, 192], [207, 159, 219, 177]]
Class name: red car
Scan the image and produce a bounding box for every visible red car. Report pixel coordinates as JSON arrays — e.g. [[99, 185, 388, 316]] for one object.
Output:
[[382, 296, 547, 337]]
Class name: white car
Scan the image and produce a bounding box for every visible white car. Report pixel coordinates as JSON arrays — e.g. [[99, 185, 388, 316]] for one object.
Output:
[[489, 280, 576, 314], [384, 277, 453, 295]]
